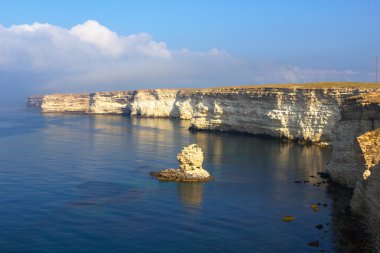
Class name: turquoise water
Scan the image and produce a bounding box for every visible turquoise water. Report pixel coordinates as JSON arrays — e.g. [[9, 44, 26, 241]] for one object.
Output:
[[0, 105, 336, 252]]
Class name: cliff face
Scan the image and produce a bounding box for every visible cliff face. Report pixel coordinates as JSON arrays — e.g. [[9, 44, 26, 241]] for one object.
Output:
[[351, 129, 380, 197], [327, 92, 380, 187], [327, 92, 380, 250], [351, 129, 380, 250], [188, 88, 370, 144], [27, 86, 379, 145], [41, 94, 91, 113]]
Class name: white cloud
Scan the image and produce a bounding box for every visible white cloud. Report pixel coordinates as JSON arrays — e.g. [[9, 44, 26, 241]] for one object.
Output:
[[70, 20, 125, 57], [0, 20, 370, 97]]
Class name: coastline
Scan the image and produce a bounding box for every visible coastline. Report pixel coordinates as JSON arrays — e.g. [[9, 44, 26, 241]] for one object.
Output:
[[27, 82, 380, 251], [26, 82, 380, 145]]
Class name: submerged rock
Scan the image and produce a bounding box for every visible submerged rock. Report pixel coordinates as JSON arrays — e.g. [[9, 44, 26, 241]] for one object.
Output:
[[307, 240, 320, 247], [310, 204, 320, 211], [315, 224, 324, 230], [282, 216, 295, 222], [150, 144, 213, 182]]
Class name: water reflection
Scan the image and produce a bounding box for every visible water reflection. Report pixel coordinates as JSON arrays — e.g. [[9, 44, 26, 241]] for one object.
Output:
[[177, 182, 204, 209], [0, 108, 341, 253], [191, 131, 329, 182]]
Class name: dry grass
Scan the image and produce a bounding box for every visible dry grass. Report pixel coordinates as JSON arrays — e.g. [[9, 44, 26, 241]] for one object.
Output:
[[210, 82, 380, 90], [351, 91, 380, 105]]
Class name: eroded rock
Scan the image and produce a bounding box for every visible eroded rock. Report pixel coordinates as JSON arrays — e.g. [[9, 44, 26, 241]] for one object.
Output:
[[150, 144, 213, 182], [27, 85, 380, 144], [327, 91, 380, 250]]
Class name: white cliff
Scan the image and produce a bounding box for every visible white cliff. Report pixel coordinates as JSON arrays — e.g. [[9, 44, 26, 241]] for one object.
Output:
[[41, 94, 91, 113], [27, 83, 380, 145], [90, 91, 134, 114], [187, 87, 372, 145]]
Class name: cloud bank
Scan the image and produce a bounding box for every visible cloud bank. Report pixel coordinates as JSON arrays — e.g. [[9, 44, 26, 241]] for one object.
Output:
[[0, 20, 368, 99]]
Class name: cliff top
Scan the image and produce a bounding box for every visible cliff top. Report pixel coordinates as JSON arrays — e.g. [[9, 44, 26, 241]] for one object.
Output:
[[349, 91, 380, 106], [141, 82, 380, 93], [212, 82, 380, 90], [341, 91, 380, 120], [30, 82, 380, 98]]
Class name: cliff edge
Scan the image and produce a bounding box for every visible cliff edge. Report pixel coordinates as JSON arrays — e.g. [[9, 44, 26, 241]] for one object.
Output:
[[26, 82, 380, 145]]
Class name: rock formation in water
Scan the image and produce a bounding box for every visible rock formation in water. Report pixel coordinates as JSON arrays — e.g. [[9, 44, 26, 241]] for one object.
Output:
[[26, 83, 380, 145], [150, 144, 213, 182], [327, 91, 380, 250]]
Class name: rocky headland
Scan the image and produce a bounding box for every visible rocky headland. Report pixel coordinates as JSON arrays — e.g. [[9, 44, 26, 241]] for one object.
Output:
[[150, 144, 213, 182], [327, 91, 380, 250]]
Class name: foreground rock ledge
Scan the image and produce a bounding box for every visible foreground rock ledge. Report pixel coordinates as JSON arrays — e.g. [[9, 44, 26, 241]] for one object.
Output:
[[150, 144, 213, 182]]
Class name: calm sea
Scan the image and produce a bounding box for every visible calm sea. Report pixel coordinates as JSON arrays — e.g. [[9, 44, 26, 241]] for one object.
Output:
[[0, 105, 338, 252]]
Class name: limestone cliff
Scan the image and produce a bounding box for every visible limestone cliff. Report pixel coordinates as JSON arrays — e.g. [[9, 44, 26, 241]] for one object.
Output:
[[327, 91, 380, 250], [327, 92, 380, 187], [27, 83, 380, 144], [350, 129, 380, 251], [187, 87, 373, 145], [41, 94, 91, 113]]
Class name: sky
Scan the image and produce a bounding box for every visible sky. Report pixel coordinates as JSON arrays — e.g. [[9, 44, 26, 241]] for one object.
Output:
[[0, 0, 379, 102]]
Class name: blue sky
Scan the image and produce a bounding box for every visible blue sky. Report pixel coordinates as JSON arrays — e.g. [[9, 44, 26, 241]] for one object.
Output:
[[0, 0, 379, 101]]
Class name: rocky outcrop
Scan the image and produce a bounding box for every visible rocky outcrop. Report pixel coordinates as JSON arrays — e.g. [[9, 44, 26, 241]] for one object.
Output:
[[26, 83, 380, 145], [327, 92, 380, 187], [150, 144, 212, 182], [327, 91, 380, 250], [351, 129, 380, 250]]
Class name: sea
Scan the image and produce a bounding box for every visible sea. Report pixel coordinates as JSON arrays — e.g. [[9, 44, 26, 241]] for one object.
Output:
[[0, 104, 346, 252]]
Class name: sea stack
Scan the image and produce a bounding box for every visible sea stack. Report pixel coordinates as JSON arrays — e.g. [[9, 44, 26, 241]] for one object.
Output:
[[150, 144, 213, 182]]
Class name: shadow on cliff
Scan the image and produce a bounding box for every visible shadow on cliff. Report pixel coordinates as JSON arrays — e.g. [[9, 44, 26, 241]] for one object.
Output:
[[168, 90, 197, 119], [326, 182, 375, 253]]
